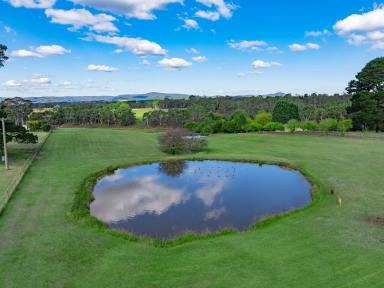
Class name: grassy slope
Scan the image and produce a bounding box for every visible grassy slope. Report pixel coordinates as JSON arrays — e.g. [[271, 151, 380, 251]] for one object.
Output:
[[0, 129, 383, 288], [132, 108, 155, 120], [0, 132, 48, 205]]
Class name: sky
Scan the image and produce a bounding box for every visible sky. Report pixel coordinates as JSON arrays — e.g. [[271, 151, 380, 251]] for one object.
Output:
[[0, 0, 384, 97]]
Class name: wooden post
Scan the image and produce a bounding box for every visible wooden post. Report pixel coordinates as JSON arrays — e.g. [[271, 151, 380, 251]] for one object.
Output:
[[1, 117, 8, 170]]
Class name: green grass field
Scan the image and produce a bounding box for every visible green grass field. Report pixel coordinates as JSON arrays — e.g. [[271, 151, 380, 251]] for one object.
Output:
[[132, 108, 155, 120], [0, 128, 383, 287], [0, 132, 48, 209]]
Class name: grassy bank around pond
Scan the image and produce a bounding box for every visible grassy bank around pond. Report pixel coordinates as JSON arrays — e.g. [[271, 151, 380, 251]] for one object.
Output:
[[0, 132, 49, 212], [0, 128, 383, 287]]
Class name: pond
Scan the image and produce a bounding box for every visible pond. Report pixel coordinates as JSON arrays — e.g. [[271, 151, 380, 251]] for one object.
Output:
[[91, 160, 312, 240]]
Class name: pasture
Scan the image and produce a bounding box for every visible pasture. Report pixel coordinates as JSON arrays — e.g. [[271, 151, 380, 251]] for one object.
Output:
[[0, 128, 383, 287]]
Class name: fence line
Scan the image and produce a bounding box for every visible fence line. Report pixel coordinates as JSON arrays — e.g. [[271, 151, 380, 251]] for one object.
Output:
[[0, 131, 52, 214]]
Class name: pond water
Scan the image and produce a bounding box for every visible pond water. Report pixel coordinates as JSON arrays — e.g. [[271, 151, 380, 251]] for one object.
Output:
[[91, 160, 312, 240]]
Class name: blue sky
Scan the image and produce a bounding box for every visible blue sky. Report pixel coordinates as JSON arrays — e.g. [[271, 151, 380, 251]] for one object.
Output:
[[0, 0, 384, 97]]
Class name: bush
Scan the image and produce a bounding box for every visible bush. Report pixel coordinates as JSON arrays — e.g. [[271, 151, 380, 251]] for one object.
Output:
[[337, 119, 353, 135], [255, 111, 273, 126], [243, 120, 263, 132], [224, 110, 249, 133], [158, 128, 207, 155], [301, 121, 318, 131], [319, 118, 338, 131], [263, 122, 285, 131], [26, 120, 41, 131], [287, 119, 301, 133], [272, 101, 300, 124]]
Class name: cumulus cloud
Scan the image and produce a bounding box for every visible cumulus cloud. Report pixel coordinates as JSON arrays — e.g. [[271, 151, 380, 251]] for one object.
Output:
[[45, 8, 118, 33], [305, 29, 331, 37], [35, 45, 71, 56], [5, 0, 55, 8], [334, 8, 384, 35], [252, 60, 282, 69], [2, 76, 51, 87], [182, 19, 200, 30], [288, 43, 320, 51], [87, 64, 118, 72], [69, 0, 182, 20], [158, 57, 192, 70], [11, 49, 42, 58], [195, 0, 236, 21], [334, 7, 384, 49], [192, 55, 208, 62], [228, 40, 267, 51], [92, 35, 167, 56], [10, 45, 70, 58]]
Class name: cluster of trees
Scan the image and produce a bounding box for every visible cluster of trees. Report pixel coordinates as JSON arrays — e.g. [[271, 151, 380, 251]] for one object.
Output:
[[347, 57, 384, 132], [156, 94, 351, 121], [0, 45, 38, 156], [30, 102, 136, 127]]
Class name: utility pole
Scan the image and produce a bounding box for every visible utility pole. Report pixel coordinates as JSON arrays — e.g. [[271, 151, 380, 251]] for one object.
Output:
[[1, 117, 8, 170]]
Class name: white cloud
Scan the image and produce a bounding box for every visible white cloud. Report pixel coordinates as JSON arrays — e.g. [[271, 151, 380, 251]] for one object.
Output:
[[333, 7, 384, 49], [288, 43, 320, 51], [35, 45, 71, 56], [5, 0, 55, 8], [186, 48, 200, 54], [367, 30, 384, 40], [141, 58, 150, 65], [182, 19, 199, 30], [347, 34, 367, 46], [195, 0, 236, 21], [228, 40, 267, 51], [158, 57, 192, 69], [195, 10, 220, 21], [92, 35, 167, 56], [192, 55, 208, 62], [266, 46, 283, 54], [45, 8, 118, 33], [10, 45, 70, 58], [252, 60, 282, 69], [334, 7, 384, 35], [2, 76, 51, 87], [305, 29, 331, 37], [238, 71, 264, 77], [10, 49, 42, 58], [87, 64, 118, 72], [70, 0, 182, 20]]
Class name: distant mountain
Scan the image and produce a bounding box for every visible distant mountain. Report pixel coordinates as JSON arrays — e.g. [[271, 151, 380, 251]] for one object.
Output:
[[263, 92, 286, 97], [0, 92, 287, 104], [0, 92, 191, 104]]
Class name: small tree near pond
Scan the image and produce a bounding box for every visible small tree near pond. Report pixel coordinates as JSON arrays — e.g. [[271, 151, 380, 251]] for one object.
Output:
[[158, 128, 207, 155]]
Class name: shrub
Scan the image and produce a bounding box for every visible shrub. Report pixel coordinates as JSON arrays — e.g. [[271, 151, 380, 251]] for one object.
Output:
[[224, 110, 249, 133], [158, 128, 207, 155], [337, 119, 353, 135], [272, 101, 300, 124], [301, 121, 318, 131], [287, 119, 301, 133], [263, 122, 284, 131], [255, 111, 273, 126], [26, 120, 41, 131], [319, 118, 338, 131], [243, 120, 263, 132]]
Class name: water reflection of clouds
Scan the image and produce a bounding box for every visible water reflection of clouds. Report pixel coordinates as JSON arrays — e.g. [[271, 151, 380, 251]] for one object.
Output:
[[91, 175, 189, 223], [205, 207, 226, 220]]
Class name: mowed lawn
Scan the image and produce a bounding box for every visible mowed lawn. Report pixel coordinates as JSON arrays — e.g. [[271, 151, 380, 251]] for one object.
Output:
[[0, 132, 48, 210], [0, 128, 384, 287]]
